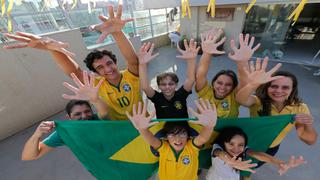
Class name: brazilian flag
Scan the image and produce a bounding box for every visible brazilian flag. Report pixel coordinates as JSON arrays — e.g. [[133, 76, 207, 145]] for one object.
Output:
[[55, 114, 294, 180]]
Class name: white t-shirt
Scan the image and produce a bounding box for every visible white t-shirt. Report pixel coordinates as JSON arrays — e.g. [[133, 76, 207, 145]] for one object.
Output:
[[206, 144, 249, 180]]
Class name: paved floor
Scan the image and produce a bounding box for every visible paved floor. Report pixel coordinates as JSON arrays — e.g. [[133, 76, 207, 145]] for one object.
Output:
[[0, 46, 319, 180]]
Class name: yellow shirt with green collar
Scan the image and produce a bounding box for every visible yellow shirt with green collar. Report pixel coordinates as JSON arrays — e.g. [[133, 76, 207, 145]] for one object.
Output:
[[197, 81, 240, 118], [158, 139, 201, 180], [95, 69, 142, 120], [249, 96, 310, 147]]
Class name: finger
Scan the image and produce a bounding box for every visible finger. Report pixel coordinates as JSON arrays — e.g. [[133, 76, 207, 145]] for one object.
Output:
[[261, 57, 269, 70], [116, 4, 123, 18], [89, 72, 95, 86], [239, 33, 244, 47], [199, 98, 208, 110], [137, 102, 142, 115], [267, 63, 282, 75], [248, 36, 255, 48], [189, 39, 195, 49], [98, 14, 108, 22], [132, 103, 137, 116], [229, 39, 238, 52], [15, 31, 40, 39], [255, 58, 262, 71], [147, 110, 156, 120], [62, 94, 78, 100], [216, 37, 226, 47], [95, 78, 104, 89], [252, 43, 261, 52], [149, 43, 155, 54], [96, 32, 109, 43], [63, 82, 79, 94], [108, 6, 115, 19], [205, 99, 214, 110], [184, 39, 189, 50], [188, 107, 200, 118], [83, 71, 89, 85], [4, 33, 30, 42], [123, 18, 134, 23], [3, 43, 28, 49], [194, 99, 204, 113], [71, 73, 84, 88], [176, 42, 184, 54], [249, 60, 255, 72], [150, 52, 159, 59], [200, 33, 205, 43], [244, 33, 250, 45], [142, 100, 148, 116]]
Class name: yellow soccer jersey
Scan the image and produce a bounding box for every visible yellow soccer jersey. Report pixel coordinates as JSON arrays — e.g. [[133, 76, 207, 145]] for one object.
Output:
[[158, 139, 200, 180], [250, 96, 310, 147], [95, 69, 142, 120], [197, 81, 239, 118]]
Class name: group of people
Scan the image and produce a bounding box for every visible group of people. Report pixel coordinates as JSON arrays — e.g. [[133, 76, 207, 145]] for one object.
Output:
[[4, 3, 317, 180]]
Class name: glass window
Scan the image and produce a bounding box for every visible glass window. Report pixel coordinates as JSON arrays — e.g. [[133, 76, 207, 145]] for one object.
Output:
[[136, 26, 152, 40], [68, 8, 103, 28], [134, 10, 150, 27], [152, 23, 167, 36]]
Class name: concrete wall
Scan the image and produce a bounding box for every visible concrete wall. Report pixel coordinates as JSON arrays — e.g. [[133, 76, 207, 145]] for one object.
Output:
[[180, 5, 247, 52], [0, 29, 141, 140]]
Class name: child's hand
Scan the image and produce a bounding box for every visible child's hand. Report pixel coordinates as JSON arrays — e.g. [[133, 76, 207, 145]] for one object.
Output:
[[226, 156, 257, 173], [126, 101, 157, 131], [62, 71, 103, 103], [228, 33, 260, 62], [243, 57, 282, 87], [34, 121, 55, 138], [201, 29, 226, 55], [295, 114, 314, 125], [278, 156, 306, 175], [188, 99, 217, 129], [137, 42, 159, 65], [176, 39, 200, 60]]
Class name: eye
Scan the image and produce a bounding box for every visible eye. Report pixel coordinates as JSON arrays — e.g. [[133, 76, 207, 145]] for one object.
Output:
[[281, 86, 290, 90]]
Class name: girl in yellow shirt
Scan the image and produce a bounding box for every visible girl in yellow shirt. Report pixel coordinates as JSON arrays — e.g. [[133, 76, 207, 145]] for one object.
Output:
[[236, 57, 317, 166]]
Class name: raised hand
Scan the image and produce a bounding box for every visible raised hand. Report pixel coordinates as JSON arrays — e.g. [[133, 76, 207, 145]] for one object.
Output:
[[176, 39, 200, 60], [126, 101, 157, 131], [201, 29, 226, 55], [138, 42, 159, 65], [3, 32, 74, 57], [90, 4, 133, 43], [226, 156, 257, 173], [244, 57, 282, 86], [62, 71, 103, 102], [34, 121, 55, 138], [228, 33, 260, 62], [278, 156, 306, 175], [295, 114, 314, 125], [188, 99, 217, 128]]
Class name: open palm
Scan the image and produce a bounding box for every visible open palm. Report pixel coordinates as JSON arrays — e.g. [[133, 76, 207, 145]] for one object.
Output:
[[245, 57, 282, 86], [126, 101, 157, 131], [201, 29, 226, 55], [90, 5, 133, 43], [228, 33, 260, 62], [63, 71, 103, 102], [138, 42, 159, 65], [176, 39, 200, 60], [4, 32, 74, 57]]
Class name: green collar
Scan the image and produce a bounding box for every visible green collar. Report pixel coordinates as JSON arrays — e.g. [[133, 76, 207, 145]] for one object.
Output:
[[169, 144, 184, 162]]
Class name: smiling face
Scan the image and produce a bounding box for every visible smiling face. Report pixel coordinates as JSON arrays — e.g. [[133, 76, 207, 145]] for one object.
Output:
[[167, 130, 188, 152], [213, 74, 234, 99], [158, 76, 177, 99], [92, 55, 121, 82], [267, 77, 293, 105], [224, 135, 245, 157], [68, 104, 94, 120]]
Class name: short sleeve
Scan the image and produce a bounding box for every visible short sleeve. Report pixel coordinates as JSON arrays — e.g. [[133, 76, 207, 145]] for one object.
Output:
[[176, 86, 192, 99], [42, 131, 65, 148]]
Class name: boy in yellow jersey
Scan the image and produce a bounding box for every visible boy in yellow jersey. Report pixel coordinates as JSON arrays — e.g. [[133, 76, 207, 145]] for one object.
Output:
[[126, 99, 217, 180], [4, 4, 140, 120]]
